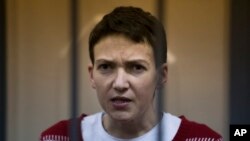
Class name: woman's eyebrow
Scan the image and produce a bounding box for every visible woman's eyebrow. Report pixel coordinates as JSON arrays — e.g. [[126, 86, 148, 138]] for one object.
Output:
[[125, 60, 150, 66], [95, 59, 114, 64], [95, 59, 150, 67]]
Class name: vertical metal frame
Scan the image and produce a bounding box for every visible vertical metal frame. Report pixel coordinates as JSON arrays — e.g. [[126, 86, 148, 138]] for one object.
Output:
[[0, 0, 6, 140]]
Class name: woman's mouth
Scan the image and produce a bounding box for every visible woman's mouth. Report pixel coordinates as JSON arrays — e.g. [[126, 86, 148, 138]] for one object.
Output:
[[110, 97, 132, 109]]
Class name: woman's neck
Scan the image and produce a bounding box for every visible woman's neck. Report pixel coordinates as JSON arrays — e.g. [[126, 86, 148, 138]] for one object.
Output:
[[102, 110, 160, 139]]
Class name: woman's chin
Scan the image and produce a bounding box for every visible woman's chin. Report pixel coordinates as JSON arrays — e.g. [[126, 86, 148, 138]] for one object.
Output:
[[109, 111, 134, 122]]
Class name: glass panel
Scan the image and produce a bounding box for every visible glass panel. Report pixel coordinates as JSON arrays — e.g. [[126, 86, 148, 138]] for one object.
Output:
[[6, 0, 229, 140]]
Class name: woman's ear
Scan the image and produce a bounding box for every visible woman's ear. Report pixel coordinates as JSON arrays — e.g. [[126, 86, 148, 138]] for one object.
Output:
[[88, 64, 96, 89], [156, 63, 168, 88], [161, 63, 168, 84]]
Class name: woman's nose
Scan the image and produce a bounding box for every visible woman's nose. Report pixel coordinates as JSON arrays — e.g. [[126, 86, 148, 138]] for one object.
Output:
[[112, 68, 129, 92]]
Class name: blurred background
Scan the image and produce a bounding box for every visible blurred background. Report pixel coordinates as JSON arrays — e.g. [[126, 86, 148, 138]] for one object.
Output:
[[1, 0, 249, 141]]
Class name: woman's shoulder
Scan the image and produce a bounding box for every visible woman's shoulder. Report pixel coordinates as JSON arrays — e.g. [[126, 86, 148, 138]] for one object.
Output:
[[173, 116, 223, 141], [40, 114, 87, 141]]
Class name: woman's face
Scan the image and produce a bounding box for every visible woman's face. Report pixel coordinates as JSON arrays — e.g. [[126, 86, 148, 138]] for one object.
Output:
[[89, 35, 166, 122]]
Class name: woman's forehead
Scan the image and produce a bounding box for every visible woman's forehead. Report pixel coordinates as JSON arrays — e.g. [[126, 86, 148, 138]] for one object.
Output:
[[94, 35, 155, 63]]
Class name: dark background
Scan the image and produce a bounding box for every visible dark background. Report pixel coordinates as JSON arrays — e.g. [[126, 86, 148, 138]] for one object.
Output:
[[229, 0, 250, 124]]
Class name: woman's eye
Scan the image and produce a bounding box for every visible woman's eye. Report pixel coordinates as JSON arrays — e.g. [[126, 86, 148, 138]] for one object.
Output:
[[97, 64, 113, 73], [99, 64, 109, 69], [130, 64, 146, 73]]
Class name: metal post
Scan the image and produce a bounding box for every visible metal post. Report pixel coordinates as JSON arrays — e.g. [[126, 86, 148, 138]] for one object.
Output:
[[70, 0, 79, 140], [156, 0, 166, 141]]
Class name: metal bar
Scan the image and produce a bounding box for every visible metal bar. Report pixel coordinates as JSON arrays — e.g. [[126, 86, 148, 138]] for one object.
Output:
[[157, 0, 165, 22], [156, 0, 166, 141], [70, 0, 79, 140]]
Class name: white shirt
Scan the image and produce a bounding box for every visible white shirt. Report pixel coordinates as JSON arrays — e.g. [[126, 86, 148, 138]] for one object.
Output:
[[81, 112, 181, 141]]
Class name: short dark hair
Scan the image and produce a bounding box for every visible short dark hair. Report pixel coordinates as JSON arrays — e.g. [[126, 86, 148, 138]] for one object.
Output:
[[89, 6, 167, 68]]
